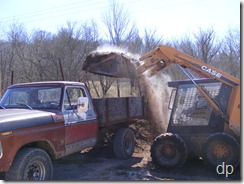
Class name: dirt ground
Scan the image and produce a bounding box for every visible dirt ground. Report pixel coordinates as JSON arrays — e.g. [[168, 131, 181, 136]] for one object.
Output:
[[50, 143, 240, 181], [0, 145, 240, 181], [0, 120, 241, 181], [52, 119, 241, 181], [54, 119, 240, 181]]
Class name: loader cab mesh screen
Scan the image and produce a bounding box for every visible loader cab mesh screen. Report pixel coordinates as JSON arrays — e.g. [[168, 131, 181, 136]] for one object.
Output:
[[171, 82, 221, 126]]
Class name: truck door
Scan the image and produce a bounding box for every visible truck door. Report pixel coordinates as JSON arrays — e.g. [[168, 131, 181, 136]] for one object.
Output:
[[62, 86, 98, 155]]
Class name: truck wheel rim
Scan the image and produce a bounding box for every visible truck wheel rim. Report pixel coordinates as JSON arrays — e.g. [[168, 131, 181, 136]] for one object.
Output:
[[25, 160, 46, 180], [124, 134, 133, 154], [161, 143, 176, 159]]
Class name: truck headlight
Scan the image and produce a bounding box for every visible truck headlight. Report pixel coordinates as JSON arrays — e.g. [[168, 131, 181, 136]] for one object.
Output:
[[0, 142, 3, 159]]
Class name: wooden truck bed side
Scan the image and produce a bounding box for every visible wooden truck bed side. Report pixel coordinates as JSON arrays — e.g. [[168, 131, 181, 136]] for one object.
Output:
[[92, 96, 144, 127]]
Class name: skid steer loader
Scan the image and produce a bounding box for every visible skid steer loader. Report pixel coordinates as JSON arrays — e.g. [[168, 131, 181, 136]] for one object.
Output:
[[137, 45, 240, 169], [82, 45, 240, 170]]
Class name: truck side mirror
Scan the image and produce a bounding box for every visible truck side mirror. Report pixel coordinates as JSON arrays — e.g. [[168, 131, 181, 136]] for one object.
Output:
[[77, 97, 89, 112]]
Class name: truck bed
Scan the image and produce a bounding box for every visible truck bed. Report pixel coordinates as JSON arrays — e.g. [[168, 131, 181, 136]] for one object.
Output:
[[92, 96, 144, 127]]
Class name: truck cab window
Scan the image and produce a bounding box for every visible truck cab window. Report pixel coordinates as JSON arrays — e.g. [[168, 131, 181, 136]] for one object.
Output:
[[64, 88, 85, 110], [63, 87, 96, 124], [0, 87, 61, 109]]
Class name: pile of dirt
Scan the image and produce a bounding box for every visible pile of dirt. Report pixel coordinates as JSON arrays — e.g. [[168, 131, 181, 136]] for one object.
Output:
[[129, 119, 155, 153]]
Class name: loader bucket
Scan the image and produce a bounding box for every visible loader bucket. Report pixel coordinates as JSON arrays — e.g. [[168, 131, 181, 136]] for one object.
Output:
[[82, 52, 138, 79]]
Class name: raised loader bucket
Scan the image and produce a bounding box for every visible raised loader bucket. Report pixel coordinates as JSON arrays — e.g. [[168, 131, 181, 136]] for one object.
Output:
[[82, 52, 138, 79]]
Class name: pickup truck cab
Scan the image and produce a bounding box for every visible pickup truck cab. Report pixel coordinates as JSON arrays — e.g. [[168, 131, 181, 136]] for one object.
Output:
[[0, 81, 143, 180]]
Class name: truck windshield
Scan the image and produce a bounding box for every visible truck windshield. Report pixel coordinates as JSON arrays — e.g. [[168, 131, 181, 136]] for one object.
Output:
[[0, 86, 62, 110]]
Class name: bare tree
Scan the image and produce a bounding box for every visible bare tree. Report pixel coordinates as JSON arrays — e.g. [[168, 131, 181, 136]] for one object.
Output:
[[194, 27, 221, 63], [173, 35, 197, 57], [0, 44, 14, 96], [0, 22, 6, 41], [101, 0, 136, 46], [21, 30, 53, 81], [142, 29, 164, 54], [46, 21, 100, 81], [217, 27, 240, 78], [125, 30, 143, 54], [167, 27, 222, 80], [2, 20, 100, 87], [1, 22, 27, 93], [99, 75, 115, 97], [84, 73, 100, 98]]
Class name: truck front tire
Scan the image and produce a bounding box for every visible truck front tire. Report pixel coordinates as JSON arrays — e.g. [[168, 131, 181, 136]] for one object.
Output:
[[113, 128, 135, 159], [150, 133, 188, 169], [5, 148, 53, 181]]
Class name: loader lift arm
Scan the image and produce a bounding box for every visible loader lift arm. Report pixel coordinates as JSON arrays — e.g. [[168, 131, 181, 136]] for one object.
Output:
[[138, 45, 240, 136]]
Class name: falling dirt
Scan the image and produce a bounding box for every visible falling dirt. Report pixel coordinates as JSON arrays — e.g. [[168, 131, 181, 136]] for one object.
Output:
[[138, 72, 172, 135], [82, 45, 171, 135]]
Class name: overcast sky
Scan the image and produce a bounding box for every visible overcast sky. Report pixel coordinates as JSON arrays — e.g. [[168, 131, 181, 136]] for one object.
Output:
[[0, 0, 240, 40]]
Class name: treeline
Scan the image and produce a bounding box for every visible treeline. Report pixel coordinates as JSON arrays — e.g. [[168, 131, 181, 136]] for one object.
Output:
[[0, 1, 240, 97]]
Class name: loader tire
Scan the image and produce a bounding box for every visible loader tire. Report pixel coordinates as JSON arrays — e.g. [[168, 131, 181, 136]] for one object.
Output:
[[150, 133, 188, 169], [202, 132, 239, 169], [113, 128, 135, 159], [5, 148, 53, 181]]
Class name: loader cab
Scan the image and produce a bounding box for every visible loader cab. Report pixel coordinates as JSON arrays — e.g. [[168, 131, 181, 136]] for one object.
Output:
[[167, 78, 232, 136]]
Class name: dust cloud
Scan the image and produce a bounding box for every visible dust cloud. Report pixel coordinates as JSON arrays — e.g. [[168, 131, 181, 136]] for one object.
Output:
[[91, 45, 140, 68], [138, 72, 171, 135], [87, 45, 172, 135], [93, 45, 141, 61]]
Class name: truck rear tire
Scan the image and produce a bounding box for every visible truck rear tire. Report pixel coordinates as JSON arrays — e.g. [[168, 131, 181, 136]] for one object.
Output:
[[5, 148, 53, 181], [150, 133, 188, 169], [202, 132, 239, 169], [113, 128, 135, 159]]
